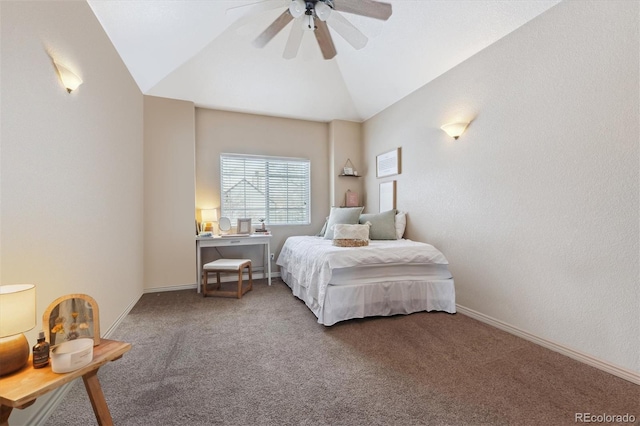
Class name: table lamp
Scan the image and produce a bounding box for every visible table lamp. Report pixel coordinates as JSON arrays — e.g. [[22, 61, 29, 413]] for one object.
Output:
[[201, 209, 218, 234], [0, 284, 36, 376]]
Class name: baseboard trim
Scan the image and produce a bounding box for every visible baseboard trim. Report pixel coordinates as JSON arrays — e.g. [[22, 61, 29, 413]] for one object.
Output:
[[144, 272, 281, 294], [144, 283, 197, 293], [28, 293, 143, 425], [456, 304, 640, 385]]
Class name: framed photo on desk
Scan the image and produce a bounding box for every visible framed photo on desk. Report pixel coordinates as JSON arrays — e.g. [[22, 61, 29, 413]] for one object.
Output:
[[237, 218, 251, 234]]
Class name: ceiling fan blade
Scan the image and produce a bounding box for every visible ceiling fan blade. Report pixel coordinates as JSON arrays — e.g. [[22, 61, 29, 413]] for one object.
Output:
[[252, 10, 294, 48], [333, 0, 392, 21], [314, 19, 337, 60], [283, 19, 304, 59], [326, 12, 368, 50], [226, 0, 287, 19]]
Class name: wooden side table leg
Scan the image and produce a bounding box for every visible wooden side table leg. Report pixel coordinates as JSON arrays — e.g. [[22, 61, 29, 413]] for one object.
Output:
[[82, 370, 114, 426], [1, 405, 13, 426]]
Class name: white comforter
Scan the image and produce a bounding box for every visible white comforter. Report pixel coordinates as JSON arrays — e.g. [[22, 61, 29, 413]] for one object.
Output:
[[276, 236, 449, 310]]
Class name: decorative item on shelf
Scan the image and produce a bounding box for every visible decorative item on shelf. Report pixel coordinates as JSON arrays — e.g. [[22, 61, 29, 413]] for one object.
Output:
[[441, 122, 470, 140], [43, 294, 100, 348], [0, 284, 36, 376], [345, 190, 359, 207], [341, 159, 359, 176]]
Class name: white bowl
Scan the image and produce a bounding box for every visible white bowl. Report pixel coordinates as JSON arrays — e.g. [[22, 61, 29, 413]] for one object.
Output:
[[51, 338, 94, 373]]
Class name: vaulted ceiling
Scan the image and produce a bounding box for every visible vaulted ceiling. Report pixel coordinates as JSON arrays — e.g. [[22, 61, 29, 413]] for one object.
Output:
[[88, 0, 561, 123]]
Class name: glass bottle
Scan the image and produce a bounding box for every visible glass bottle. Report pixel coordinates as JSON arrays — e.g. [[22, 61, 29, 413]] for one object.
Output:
[[32, 331, 50, 368]]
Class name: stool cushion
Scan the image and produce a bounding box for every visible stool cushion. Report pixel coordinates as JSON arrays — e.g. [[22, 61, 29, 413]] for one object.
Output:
[[203, 259, 251, 271]]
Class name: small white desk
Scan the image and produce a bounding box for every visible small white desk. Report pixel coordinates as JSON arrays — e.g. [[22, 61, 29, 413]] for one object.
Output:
[[196, 234, 272, 293]]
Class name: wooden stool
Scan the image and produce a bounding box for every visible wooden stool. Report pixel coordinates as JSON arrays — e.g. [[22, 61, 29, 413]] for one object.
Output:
[[202, 259, 252, 298]]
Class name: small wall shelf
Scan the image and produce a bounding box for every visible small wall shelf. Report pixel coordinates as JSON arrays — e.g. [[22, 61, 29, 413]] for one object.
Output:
[[339, 173, 362, 177], [340, 158, 360, 177]]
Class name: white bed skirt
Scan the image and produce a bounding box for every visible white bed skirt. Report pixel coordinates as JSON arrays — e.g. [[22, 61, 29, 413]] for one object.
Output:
[[280, 267, 456, 326]]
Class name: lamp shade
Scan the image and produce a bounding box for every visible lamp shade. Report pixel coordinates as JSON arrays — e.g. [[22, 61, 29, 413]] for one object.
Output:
[[53, 61, 83, 93], [0, 284, 36, 338], [289, 0, 305, 18], [314, 1, 332, 21], [201, 209, 218, 223], [441, 122, 469, 140]]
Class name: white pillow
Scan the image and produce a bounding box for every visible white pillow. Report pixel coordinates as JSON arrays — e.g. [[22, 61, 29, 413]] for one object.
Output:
[[395, 211, 406, 239], [333, 222, 371, 241]]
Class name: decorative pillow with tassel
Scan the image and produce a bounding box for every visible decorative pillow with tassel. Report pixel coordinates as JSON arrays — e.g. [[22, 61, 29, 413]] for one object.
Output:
[[332, 222, 371, 247]]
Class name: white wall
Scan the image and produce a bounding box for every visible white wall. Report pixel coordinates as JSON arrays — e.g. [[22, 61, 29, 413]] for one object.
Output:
[[195, 108, 330, 263], [144, 96, 196, 290], [330, 121, 364, 208], [363, 0, 638, 374], [1, 1, 144, 422]]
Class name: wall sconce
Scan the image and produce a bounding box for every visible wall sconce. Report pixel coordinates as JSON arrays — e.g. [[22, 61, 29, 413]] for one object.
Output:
[[200, 209, 218, 234], [441, 122, 469, 140], [53, 61, 83, 93], [0, 284, 36, 376]]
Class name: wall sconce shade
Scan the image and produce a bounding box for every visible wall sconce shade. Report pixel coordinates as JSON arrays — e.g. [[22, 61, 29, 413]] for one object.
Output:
[[441, 122, 469, 140], [53, 61, 83, 93], [0, 284, 36, 376]]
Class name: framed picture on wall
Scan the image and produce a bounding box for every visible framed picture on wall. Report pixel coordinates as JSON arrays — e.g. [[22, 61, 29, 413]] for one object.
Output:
[[379, 181, 396, 212], [376, 147, 401, 178]]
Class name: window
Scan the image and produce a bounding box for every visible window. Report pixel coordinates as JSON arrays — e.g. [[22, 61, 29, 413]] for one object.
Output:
[[220, 154, 310, 225]]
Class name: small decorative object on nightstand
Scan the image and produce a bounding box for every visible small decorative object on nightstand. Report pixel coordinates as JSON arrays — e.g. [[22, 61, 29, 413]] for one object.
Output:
[[32, 331, 50, 369]]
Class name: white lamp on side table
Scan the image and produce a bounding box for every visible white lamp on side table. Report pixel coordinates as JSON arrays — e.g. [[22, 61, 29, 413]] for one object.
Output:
[[0, 284, 36, 376]]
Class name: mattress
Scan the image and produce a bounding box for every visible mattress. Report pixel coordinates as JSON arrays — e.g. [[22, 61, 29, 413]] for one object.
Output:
[[329, 263, 453, 285]]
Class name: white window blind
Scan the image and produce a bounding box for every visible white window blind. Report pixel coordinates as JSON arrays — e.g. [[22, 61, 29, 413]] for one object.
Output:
[[220, 154, 310, 225]]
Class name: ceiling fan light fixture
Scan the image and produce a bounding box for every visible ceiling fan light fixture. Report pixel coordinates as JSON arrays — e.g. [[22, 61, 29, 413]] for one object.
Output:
[[314, 1, 332, 21], [289, 0, 306, 18]]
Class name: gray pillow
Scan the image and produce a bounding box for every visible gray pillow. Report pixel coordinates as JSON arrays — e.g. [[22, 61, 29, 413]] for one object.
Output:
[[359, 209, 397, 240], [316, 217, 329, 237], [323, 207, 364, 239]]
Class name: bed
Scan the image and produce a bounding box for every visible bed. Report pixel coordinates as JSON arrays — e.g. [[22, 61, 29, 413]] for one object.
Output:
[[277, 234, 456, 326]]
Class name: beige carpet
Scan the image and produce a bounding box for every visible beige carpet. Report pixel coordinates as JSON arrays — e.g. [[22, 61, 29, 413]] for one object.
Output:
[[45, 279, 639, 425]]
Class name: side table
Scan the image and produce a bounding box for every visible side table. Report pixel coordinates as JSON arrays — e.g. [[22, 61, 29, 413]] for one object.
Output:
[[0, 338, 131, 426]]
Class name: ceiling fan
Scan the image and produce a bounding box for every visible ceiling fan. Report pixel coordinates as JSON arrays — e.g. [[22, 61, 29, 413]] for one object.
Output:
[[246, 0, 392, 60]]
